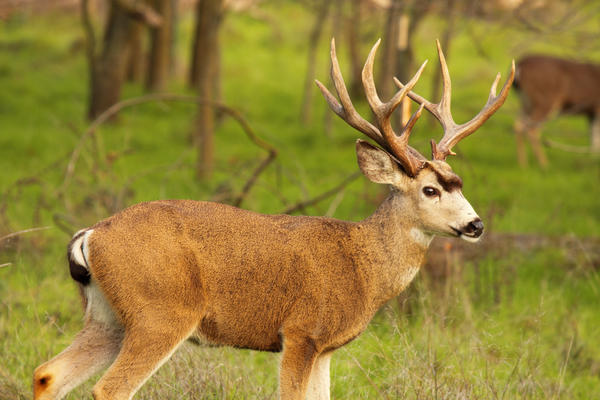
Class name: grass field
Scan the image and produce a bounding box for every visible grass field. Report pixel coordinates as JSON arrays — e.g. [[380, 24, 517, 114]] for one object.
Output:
[[1, 3, 599, 399]]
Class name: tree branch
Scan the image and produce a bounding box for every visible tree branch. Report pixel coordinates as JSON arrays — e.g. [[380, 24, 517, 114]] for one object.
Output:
[[80, 0, 97, 70], [0, 226, 51, 243], [281, 171, 361, 214], [114, 0, 163, 27]]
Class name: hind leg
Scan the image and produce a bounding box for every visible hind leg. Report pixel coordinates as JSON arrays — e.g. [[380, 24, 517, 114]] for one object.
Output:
[[33, 319, 123, 400], [526, 124, 548, 168], [91, 310, 197, 400], [514, 117, 529, 167], [590, 113, 600, 153]]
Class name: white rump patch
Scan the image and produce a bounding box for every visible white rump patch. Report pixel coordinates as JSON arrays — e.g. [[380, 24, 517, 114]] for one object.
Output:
[[84, 281, 120, 328], [70, 229, 94, 269]]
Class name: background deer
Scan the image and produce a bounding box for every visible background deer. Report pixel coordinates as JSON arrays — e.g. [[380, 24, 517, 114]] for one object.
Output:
[[33, 39, 513, 400], [513, 55, 600, 167]]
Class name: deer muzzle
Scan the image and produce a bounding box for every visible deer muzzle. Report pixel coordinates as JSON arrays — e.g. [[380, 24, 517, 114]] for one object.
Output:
[[462, 217, 484, 238]]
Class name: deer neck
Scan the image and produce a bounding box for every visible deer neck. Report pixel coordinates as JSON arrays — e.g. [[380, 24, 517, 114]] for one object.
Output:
[[358, 189, 432, 306]]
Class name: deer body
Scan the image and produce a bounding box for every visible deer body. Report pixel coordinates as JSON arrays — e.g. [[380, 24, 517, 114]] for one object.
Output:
[[514, 55, 600, 166], [86, 198, 422, 352], [33, 40, 513, 400]]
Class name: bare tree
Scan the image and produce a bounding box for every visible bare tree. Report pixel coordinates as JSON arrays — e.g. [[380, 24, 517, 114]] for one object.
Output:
[[190, 0, 225, 178], [430, 0, 457, 104], [347, 0, 363, 97], [126, 21, 145, 83], [378, 0, 402, 101], [379, 0, 432, 125], [146, 0, 174, 91], [84, 0, 162, 120], [300, 0, 331, 124]]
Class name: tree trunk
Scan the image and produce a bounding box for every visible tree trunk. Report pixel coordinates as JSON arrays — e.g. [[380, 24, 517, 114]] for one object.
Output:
[[430, 0, 456, 104], [88, 1, 138, 120], [347, 0, 362, 98], [300, 0, 331, 125], [189, 0, 223, 88], [379, 0, 402, 101], [146, 0, 173, 91], [126, 21, 145, 83], [323, 0, 344, 136], [190, 0, 224, 179], [380, 0, 432, 128], [170, 0, 178, 75], [394, 11, 412, 127]]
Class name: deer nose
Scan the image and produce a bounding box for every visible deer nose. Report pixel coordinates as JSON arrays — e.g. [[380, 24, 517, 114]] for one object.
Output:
[[464, 218, 484, 237]]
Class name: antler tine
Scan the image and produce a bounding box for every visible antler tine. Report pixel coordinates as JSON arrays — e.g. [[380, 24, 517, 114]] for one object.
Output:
[[436, 39, 453, 121], [393, 40, 451, 131], [315, 39, 387, 149], [362, 40, 428, 176], [433, 60, 516, 160], [395, 41, 516, 160]]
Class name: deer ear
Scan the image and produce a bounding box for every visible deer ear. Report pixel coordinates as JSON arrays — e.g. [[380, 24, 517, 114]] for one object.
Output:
[[356, 140, 404, 184]]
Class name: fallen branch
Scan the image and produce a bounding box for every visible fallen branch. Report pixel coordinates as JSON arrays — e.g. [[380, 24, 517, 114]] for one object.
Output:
[[543, 138, 595, 154], [232, 151, 277, 207], [281, 171, 361, 214], [346, 351, 389, 400], [0, 226, 51, 243]]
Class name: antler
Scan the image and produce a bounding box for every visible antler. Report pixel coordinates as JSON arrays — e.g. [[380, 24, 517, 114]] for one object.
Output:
[[394, 40, 515, 161], [315, 38, 428, 177]]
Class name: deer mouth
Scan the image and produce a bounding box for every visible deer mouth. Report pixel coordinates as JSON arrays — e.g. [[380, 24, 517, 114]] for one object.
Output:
[[450, 226, 481, 243]]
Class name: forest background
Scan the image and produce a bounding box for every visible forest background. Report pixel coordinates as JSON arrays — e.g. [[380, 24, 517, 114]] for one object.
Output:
[[0, 0, 599, 398]]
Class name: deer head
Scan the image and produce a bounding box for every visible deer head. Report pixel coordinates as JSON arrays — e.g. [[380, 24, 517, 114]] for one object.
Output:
[[316, 39, 514, 242]]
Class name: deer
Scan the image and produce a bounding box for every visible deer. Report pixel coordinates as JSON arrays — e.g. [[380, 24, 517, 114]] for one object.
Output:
[[33, 39, 514, 400], [513, 54, 600, 167]]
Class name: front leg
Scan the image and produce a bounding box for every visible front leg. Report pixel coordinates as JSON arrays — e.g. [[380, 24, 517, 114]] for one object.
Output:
[[279, 334, 319, 400]]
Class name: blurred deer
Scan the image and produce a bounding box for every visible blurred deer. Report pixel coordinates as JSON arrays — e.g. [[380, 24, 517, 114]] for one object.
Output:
[[33, 40, 513, 400], [514, 55, 600, 167]]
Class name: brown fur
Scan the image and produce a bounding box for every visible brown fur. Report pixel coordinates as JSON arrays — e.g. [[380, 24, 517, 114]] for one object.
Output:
[[514, 55, 600, 166], [87, 199, 425, 354]]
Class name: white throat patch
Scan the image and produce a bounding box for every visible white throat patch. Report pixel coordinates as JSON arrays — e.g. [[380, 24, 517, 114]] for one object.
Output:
[[410, 228, 433, 248]]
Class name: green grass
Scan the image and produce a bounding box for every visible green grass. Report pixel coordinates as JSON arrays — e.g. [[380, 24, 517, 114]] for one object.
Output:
[[1, 3, 600, 399]]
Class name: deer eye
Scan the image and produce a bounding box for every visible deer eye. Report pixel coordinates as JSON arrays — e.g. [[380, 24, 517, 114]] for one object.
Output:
[[422, 187, 440, 197]]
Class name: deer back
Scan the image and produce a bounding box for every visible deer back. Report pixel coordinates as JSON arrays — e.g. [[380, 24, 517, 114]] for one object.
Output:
[[516, 55, 600, 117]]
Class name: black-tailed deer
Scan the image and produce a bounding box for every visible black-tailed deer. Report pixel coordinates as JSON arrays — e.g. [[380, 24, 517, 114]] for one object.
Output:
[[514, 55, 600, 167], [33, 40, 513, 400]]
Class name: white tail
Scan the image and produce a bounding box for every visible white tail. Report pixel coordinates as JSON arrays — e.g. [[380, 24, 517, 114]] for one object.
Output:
[[33, 40, 513, 400]]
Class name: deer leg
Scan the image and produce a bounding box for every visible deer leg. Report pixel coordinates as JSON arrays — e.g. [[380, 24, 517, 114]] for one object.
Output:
[[91, 315, 197, 400], [33, 319, 123, 400], [514, 117, 529, 167], [590, 113, 600, 152], [526, 126, 548, 168], [279, 335, 319, 400], [305, 351, 332, 400]]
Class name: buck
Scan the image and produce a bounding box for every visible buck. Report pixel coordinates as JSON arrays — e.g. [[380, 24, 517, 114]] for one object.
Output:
[[33, 39, 514, 400], [514, 54, 600, 167]]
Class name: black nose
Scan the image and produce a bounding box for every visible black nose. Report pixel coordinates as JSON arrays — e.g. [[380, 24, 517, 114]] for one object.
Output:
[[464, 218, 484, 237]]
